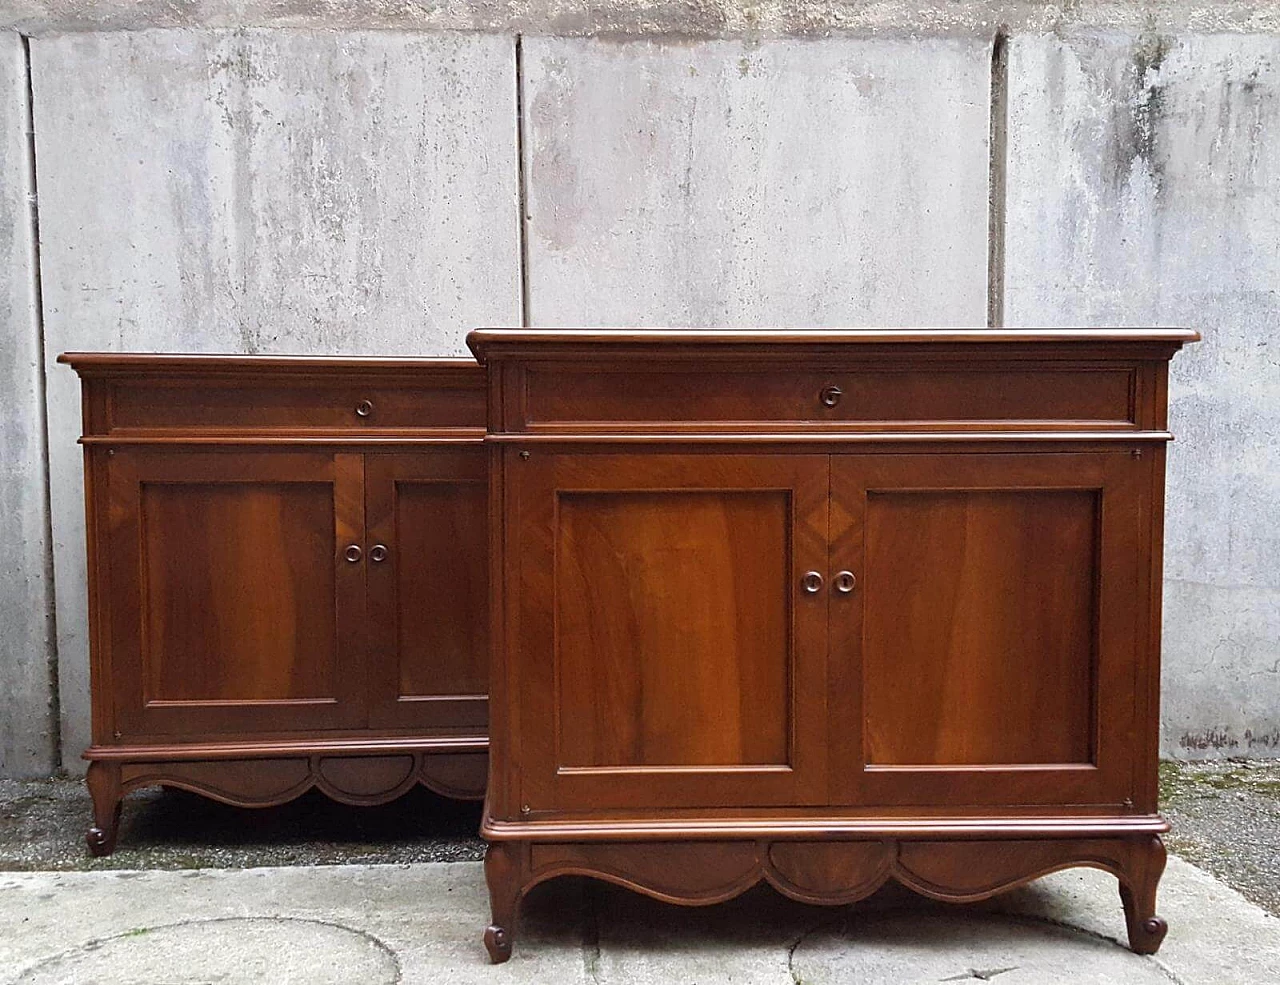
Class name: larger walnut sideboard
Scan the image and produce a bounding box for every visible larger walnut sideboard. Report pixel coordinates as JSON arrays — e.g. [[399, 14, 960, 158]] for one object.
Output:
[[61, 354, 491, 855], [467, 327, 1198, 962]]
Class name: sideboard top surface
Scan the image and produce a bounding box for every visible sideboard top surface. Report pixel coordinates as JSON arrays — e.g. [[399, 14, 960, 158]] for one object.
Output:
[[59, 352, 483, 378], [466, 327, 1200, 363]]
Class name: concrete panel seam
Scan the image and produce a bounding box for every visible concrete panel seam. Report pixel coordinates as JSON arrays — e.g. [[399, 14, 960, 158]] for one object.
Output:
[[516, 33, 531, 329], [19, 31, 61, 774], [987, 25, 1009, 330]]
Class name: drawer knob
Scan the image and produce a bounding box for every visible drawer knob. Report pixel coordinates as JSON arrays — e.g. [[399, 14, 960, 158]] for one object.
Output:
[[369, 544, 388, 563], [344, 544, 363, 563], [834, 570, 857, 593], [819, 384, 842, 408], [355, 399, 374, 418], [801, 571, 824, 594]]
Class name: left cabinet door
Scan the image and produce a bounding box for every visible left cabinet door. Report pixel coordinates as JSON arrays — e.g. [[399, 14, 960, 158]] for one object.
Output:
[[105, 449, 368, 738]]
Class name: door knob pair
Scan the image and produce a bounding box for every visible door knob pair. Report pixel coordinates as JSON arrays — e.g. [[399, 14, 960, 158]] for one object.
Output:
[[344, 544, 388, 563], [801, 571, 857, 594]]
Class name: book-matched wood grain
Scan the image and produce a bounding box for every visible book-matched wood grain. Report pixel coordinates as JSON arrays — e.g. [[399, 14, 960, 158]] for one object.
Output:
[[474, 327, 1195, 962]]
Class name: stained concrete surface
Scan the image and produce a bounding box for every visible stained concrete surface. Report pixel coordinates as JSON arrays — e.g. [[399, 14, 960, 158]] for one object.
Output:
[[522, 37, 990, 328], [2, 20, 1278, 786], [2, 856, 1279, 984], [29, 29, 521, 772], [6, 1, 1280, 36], [1004, 31, 1280, 760]]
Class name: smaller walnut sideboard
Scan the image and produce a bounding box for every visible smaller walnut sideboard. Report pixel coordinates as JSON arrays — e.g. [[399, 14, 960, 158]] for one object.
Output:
[[60, 353, 490, 855]]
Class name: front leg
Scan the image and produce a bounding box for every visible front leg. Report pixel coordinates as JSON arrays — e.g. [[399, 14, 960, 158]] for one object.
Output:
[[483, 841, 528, 963], [85, 761, 124, 857], [1120, 835, 1168, 955]]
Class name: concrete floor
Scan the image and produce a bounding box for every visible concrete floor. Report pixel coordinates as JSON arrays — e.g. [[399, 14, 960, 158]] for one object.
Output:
[[2, 856, 1279, 984], [2, 762, 1280, 983]]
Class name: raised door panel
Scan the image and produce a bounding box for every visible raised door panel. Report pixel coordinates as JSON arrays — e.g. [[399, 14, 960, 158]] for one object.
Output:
[[365, 451, 488, 732], [829, 452, 1146, 808], [106, 450, 366, 737], [510, 452, 829, 813]]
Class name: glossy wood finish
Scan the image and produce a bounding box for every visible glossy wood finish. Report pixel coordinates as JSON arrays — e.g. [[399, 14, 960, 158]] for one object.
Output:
[[521, 364, 1138, 431], [469, 327, 1197, 962], [61, 353, 489, 855], [512, 453, 829, 811], [365, 452, 488, 732], [481, 835, 1168, 962], [831, 452, 1145, 809], [106, 449, 366, 736]]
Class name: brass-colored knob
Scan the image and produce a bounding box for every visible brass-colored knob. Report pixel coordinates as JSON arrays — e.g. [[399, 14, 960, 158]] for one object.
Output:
[[801, 571, 824, 594], [344, 544, 362, 563], [355, 399, 374, 418], [369, 544, 388, 563], [819, 384, 842, 408], [834, 570, 857, 593]]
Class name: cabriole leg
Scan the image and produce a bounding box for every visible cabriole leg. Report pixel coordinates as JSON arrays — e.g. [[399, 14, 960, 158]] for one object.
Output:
[[1120, 835, 1168, 955], [483, 841, 526, 964], [85, 760, 124, 857]]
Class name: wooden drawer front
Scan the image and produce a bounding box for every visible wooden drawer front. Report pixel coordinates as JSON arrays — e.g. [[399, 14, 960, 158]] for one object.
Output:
[[108, 380, 486, 432], [519, 365, 1137, 431]]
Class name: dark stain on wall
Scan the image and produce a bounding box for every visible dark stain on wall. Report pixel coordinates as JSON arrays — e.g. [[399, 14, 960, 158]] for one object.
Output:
[[1131, 34, 1169, 177], [1180, 728, 1280, 753]]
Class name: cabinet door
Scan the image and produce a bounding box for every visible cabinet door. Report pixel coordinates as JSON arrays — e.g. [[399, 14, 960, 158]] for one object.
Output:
[[509, 452, 830, 812], [830, 452, 1146, 808], [365, 451, 488, 732], [106, 450, 367, 737]]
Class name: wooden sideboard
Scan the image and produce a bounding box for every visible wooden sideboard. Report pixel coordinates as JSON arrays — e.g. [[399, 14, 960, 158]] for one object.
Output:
[[60, 354, 490, 855], [467, 327, 1199, 962]]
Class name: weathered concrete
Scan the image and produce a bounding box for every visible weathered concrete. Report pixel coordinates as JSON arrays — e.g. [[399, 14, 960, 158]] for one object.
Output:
[[30, 29, 520, 769], [0, 21, 1275, 774], [523, 37, 990, 327], [1, 857, 1278, 983], [5, 2, 1280, 37], [1005, 31, 1280, 758], [0, 33, 57, 778]]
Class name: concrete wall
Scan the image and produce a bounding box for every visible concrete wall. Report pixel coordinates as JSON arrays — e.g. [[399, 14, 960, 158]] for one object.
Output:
[[0, 6, 1276, 773], [31, 30, 520, 767], [1005, 31, 1280, 758], [521, 37, 990, 326], [0, 31, 57, 777]]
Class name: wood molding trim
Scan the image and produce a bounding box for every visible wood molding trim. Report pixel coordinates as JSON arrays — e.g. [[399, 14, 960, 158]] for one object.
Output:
[[481, 836, 1169, 963]]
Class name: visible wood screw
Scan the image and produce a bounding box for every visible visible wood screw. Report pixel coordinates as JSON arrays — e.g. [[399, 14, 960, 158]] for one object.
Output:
[[519, 451, 530, 460], [521, 803, 531, 814], [113, 730, 122, 739], [1131, 449, 1142, 459]]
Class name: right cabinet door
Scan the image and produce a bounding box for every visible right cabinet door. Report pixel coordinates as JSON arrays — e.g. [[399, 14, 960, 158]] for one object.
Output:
[[364, 451, 488, 734], [830, 452, 1149, 809]]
